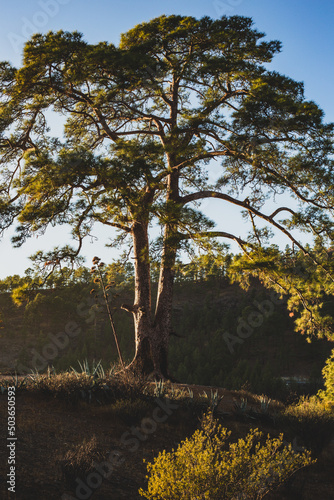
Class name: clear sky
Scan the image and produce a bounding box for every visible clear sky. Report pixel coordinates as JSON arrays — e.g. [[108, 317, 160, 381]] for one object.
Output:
[[0, 0, 333, 278]]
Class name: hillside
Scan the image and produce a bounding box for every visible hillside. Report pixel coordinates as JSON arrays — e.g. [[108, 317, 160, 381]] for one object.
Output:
[[0, 277, 332, 398], [1, 276, 334, 499]]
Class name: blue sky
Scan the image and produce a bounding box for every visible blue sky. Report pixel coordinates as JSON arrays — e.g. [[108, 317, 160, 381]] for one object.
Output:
[[0, 0, 333, 278]]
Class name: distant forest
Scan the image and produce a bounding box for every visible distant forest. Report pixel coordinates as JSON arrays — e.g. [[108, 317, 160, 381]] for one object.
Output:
[[0, 254, 332, 399]]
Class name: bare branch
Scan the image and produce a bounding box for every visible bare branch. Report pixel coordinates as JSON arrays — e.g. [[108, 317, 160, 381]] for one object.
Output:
[[270, 207, 297, 219], [178, 230, 253, 254]]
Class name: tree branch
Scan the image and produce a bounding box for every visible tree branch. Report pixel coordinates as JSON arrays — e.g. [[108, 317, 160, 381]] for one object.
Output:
[[92, 214, 131, 233], [270, 207, 297, 219], [180, 189, 334, 281], [178, 230, 253, 254]]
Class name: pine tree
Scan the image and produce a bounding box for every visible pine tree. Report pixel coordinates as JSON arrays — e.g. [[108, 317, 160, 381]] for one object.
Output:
[[1, 16, 334, 377]]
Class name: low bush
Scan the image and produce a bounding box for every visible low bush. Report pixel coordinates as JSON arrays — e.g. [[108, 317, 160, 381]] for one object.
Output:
[[139, 410, 314, 500], [318, 348, 334, 403], [283, 396, 334, 454], [28, 371, 97, 401], [106, 369, 148, 401], [13, 364, 149, 404]]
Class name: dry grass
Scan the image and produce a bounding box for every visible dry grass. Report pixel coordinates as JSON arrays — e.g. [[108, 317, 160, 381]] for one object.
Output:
[[59, 435, 105, 489]]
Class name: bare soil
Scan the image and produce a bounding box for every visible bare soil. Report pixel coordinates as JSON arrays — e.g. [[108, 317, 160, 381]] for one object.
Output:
[[1, 384, 334, 499]]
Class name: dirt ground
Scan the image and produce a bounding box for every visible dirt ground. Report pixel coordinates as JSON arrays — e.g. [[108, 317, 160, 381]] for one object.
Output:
[[0, 384, 334, 500]]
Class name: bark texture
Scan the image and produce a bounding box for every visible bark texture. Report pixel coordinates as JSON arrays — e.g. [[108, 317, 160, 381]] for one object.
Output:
[[123, 173, 179, 379]]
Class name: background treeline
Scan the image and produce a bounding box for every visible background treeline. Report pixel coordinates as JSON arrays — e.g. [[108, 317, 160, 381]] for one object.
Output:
[[0, 253, 333, 399]]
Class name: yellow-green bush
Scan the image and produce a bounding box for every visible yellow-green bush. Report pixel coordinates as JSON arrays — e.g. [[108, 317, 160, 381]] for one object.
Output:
[[283, 396, 334, 453], [318, 348, 334, 403], [139, 411, 314, 500]]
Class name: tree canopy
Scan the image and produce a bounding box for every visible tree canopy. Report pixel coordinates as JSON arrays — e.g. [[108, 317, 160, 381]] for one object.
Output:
[[1, 14, 334, 376]]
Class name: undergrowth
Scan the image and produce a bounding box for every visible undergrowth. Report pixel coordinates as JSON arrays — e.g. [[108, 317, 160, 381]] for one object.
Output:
[[139, 410, 314, 500]]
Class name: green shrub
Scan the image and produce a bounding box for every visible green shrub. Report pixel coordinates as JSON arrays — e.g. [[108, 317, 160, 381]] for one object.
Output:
[[139, 411, 314, 500], [318, 348, 334, 403], [283, 396, 334, 453]]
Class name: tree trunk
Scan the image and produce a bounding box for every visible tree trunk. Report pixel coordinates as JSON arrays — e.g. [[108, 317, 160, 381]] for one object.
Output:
[[123, 221, 154, 375], [151, 227, 178, 378], [124, 220, 178, 379], [124, 162, 180, 379]]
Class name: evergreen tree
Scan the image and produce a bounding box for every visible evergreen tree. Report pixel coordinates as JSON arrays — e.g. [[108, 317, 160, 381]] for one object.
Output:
[[1, 15, 334, 377]]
